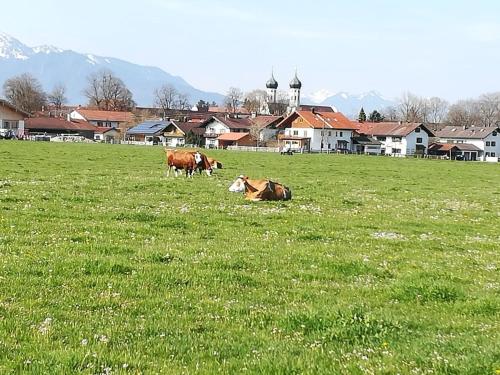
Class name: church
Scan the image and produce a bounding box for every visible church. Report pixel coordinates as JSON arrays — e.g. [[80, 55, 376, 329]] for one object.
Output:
[[264, 70, 302, 115]]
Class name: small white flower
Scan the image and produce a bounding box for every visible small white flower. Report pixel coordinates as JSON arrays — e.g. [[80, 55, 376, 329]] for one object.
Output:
[[81, 339, 88, 346]]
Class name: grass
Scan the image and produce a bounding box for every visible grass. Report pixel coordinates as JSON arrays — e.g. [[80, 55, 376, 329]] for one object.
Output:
[[0, 141, 498, 374]]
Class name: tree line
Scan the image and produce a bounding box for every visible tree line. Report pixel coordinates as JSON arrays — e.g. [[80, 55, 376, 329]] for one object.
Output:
[[2, 71, 500, 128]]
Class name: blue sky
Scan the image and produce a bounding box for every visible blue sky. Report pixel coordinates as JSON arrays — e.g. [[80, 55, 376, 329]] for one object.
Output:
[[2, 0, 500, 101]]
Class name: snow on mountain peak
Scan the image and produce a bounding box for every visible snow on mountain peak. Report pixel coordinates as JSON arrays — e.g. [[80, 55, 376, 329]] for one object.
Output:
[[33, 45, 64, 54], [307, 89, 334, 104], [0, 32, 31, 60]]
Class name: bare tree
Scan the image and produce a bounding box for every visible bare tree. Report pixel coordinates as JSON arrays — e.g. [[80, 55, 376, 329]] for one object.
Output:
[[477, 92, 500, 127], [249, 122, 262, 146], [84, 70, 135, 111], [47, 83, 67, 110], [154, 84, 178, 117], [398, 92, 425, 123], [381, 105, 399, 121], [243, 89, 267, 114], [176, 93, 191, 110], [270, 90, 290, 116], [426, 97, 449, 124], [224, 87, 243, 113], [2, 73, 47, 113], [446, 100, 480, 127]]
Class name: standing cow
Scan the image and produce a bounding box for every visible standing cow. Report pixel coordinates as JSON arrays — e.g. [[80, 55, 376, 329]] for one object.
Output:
[[229, 175, 292, 201], [165, 149, 212, 177]]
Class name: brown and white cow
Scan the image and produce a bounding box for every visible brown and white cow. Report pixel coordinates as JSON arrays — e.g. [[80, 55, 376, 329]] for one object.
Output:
[[228, 175, 292, 201], [165, 149, 212, 177], [207, 157, 223, 169]]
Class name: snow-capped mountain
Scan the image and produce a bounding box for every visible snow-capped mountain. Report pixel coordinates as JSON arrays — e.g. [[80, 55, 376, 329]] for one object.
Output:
[[305, 90, 396, 118], [0, 32, 224, 105]]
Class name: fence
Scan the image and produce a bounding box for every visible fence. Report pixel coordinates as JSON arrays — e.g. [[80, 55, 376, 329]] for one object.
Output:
[[227, 146, 280, 153]]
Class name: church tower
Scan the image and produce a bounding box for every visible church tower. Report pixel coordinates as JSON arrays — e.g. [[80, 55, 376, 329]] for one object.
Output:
[[266, 71, 278, 104], [288, 71, 302, 113]]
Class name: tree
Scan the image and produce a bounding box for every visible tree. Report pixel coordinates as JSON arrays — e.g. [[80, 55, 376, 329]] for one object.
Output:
[[153, 84, 178, 117], [224, 87, 243, 113], [358, 107, 366, 122], [426, 97, 449, 124], [84, 70, 135, 111], [381, 106, 399, 121], [243, 89, 267, 114], [446, 100, 480, 127], [398, 92, 425, 122], [196, 100, 210, 112], [368, 110, 384, 122], [176, 93, 191, 110], [270, 90, 289, 116], [2, 73, 47, 113], [477, 92, 500, 127], [47, 83, 67, 110]]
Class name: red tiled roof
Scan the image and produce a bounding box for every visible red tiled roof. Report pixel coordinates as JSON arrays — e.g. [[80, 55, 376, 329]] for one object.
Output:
[[0, 99, 31, 117], [279, 110, 356, 130], [356, 122, 425, 137], [209, 106, 250, 114], [217, 132, 250, 141], [25, 117, 96, 131], [213, 115, 253, 130], [249, 115, 283, 129], [75, 109, 134, 122], [429, 142, 482, 152]]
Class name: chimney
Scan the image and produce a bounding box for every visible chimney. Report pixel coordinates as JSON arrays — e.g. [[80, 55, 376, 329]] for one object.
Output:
[[311, 107, 316, 114]]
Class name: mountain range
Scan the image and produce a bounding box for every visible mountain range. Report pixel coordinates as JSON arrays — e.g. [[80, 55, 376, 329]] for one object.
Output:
[[0, 32, 224, 106], [0, 32, 396, 115]]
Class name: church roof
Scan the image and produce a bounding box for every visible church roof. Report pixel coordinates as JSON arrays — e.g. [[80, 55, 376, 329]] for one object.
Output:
[[266, 73, 278, 89], [289, 72, 302, 89]]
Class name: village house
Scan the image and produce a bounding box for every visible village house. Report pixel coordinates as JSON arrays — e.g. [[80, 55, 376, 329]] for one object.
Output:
[[69, 108, 134, 129], [432, 125, 500, 161], [200, 115, 252, 148], [355, 122, 433, 156], [277, 108, 356, 152], [351, 135, 383, 155], [217, 132, 255, 148], [126, 120, 173, 145], [0, 99, 29, 138], [24, 117, 97, 140], [94, 127, 121, 143]]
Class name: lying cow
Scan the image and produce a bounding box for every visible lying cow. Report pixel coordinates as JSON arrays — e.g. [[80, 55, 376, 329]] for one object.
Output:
[[229, 175, 292, 201], [165, 149, 212, 177], [207, 157, 223, 169]]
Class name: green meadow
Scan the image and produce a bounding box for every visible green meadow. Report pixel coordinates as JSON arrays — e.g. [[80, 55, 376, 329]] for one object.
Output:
[[0, 141, 498, 374]]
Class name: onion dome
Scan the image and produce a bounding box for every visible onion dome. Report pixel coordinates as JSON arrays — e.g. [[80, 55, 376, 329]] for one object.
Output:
[[289, 72, 302, 89], [266, 73, 278, 89]]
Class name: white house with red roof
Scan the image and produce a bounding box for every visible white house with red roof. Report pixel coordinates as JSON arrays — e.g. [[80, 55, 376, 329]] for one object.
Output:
[[432, 125, 500, 161], [355, 122, 433, 156], [69, 108, 134, 128], [277, 108, 356, 152], [0, 99, 29, 138]]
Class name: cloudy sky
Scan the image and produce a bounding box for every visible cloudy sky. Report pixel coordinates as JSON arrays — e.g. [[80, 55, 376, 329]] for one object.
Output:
[[2, 0, 500, 101]]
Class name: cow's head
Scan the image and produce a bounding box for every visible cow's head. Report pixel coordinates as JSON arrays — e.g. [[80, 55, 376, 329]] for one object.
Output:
[[228, 175, 247, 193], [194, 152, 203, 164]]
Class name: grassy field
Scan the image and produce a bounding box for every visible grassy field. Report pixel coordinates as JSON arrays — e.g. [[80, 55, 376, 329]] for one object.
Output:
[[0, 141, 499, 374]]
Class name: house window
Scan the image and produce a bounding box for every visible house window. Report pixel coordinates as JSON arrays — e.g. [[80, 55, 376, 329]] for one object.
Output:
[[415, 127, 421, 133], [328, 143, 331, 149], [393, 148, 401, 154], [105, 122, 112, 127], [321, 131, 324, 136], [377, 136, 386, 141], [97, 121, 103, 126], [393, 137, 402, 142], [340, 131, 343, 137], [328, 131, 331, 136], [416, 137, 423, 144], [486, 141, 491, 146], [293, 130, 299, 136], [492, 131, 497, 136], [492, 152, 496, 157], [335, 132, 338, 137], [485, 152, 490, 157], [492, 141, 496, 146]]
